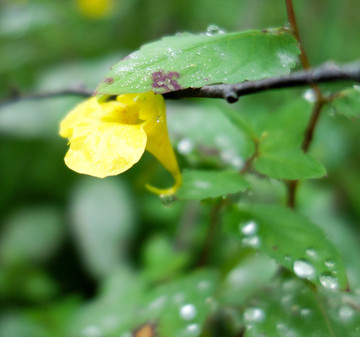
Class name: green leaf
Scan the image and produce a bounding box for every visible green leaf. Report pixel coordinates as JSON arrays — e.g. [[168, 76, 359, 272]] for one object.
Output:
[[332, 86, 360, 118], [69, 177, 136, 279], [177, 169, 250, 200], [224, 204, 348, 290], [243, 276, 360, 337], [219, 253, 277, 306], [69, 269, 218, 337], [142, 235, 190, 282], [168, 101, 255, 167], [254, 149, 326, 180], [96, 29, 299, 95], [0, 206, 64, 265]]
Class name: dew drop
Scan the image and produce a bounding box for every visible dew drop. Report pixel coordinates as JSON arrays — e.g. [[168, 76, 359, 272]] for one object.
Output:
[[206, 24, 220, 36], [230, 156, 244, 169], [82, 326, 102, 337], [305, 248, 317, 258], [148, 295, 167, 310], [177, 138, 194, 155], [319, 272, 339, 290], [242, 235, 260, 248], [180, 304, 197, 320], [284, 255, 291, 262], [197, 280, 210, 291], [172, 292, 185, 304], [243, 307, 265, 322], [324, 259, 335, 269], [277, 52, 294, 67], [300, 308, 312, 317], [186, 323, 200, 335], [160, 194, 176, 207], [338, 305, 354, 321], [194, 180, 211, 189], [240, 220, 258, 236], [303, 89, 316, 103], [293, 259, 315, 279]]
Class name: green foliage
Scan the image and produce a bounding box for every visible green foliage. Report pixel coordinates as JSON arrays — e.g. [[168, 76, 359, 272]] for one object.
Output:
[[96, 29, 299, 95], [225, 204, 348, 290], [254, 149, 326, 179], [332, 86, 360, 118], [1, 1, 360, 337], [177, 170, 249, 200]]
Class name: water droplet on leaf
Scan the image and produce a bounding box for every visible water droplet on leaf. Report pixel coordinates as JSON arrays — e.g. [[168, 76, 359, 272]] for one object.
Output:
[[242, 235, 260, 248], [160, 194, 176, 207], [300, 308, 312, 317], [180, 304, 197, 320], [319, 272, 339, 290], [206, 24, 220, 36], [240, 220, 258, 236], [338, 305, 354, 321], [324, 259, 335, 269], [305, 248, 317, 258], [186, 324, 200, 335], [303, 89, 316, 103], [293, 259, 315, 279], [197, 280, 210, 291], [243, 307, 265, 322], [82, 326, 102, 337], [177, 138, 194, 155]]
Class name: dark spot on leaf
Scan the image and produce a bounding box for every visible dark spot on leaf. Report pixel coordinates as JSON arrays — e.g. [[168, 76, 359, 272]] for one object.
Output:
[[272, 245, 278, 251], [104, 77, 114, 84], [152, 70, 182, 93]]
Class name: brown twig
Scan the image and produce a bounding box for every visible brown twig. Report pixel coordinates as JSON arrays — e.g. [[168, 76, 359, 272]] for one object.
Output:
[[0, 87, 93, 108], [285, 0, 327, 208], [1, 62, 359, 108], [197, 201, 224, 267]]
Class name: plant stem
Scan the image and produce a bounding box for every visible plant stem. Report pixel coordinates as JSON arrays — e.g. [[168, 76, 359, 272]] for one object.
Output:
[[197, 201, 223, 267], [285, 0, 326, 208]]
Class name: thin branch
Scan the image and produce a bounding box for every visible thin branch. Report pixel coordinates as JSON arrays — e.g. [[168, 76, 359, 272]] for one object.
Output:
[[197, 201, 224, 267], [285, 0, 311, 70], [1, 62, 359, 108], [164, 62, 360, 102], [0, 87, 93, 108], [284, 0, 327, 209]]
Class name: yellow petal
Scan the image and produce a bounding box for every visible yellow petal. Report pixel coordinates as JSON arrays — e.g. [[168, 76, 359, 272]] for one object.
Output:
[[141, 95, 182, 195], [64, 123, 147, 178], [59, 97, 100, 139], [59, 97, 139, 139]]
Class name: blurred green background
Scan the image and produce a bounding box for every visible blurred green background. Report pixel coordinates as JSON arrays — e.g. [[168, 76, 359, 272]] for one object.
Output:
[[1, 0, 360, 336]]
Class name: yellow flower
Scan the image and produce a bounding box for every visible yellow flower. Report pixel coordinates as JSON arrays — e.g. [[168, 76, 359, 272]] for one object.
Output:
[[76, 0, 113, 19], [59, 92, 182, 195]]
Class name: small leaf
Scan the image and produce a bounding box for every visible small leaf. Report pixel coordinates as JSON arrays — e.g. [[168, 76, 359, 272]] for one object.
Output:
[[168, 102, 254, 167], [0, 206, 64, 265], [243, 276, 360, 337], [219, 253, 278, 306], [224, 204, 348, 290], [69, 177, 136, 279], [96, 29, 299, 95], [69, 269, 218, 337], [332, 86, 360, 118], [142, 235, 190, 282], [254, 149, 326, 180], [177, 169, 250, 200]]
